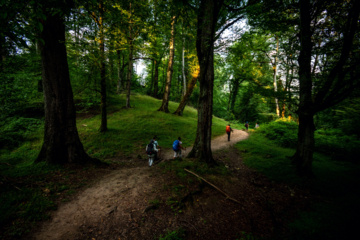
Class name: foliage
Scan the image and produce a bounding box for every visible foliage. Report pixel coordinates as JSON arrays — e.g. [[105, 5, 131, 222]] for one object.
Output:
[[237, 129, 360, 240], [0, 117, 43, 150], [256, 119, 298, 148], [314, 129, 360, 162], [255, 118, 360, 162]]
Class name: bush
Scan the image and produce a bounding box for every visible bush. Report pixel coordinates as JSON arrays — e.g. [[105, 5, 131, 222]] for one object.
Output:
[[315, 129, 360, 162], [0, 117, 42, 149], [257, 119, 298, 148], [256, 119, 360, 162]]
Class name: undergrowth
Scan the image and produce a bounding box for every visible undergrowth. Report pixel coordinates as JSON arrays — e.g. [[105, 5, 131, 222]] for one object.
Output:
[[237, 125, 360, 240]]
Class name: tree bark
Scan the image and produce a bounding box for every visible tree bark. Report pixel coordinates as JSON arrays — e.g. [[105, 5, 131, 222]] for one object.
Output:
[[292, 0, 314, 176], [158, 15, 176, 112], [230, 78, 240, 114], [116, 50, 122, 94], [292, 0, 360, 176], [182, 31, 186, 97], [153, 59, 159, 97], [126, 2, 133, 108], [99, 1, 107, 132], [174, 66, 199, 116], [273, 35, 280, 117], [36, 10, 97, 165], [187, 0, 223, 165]]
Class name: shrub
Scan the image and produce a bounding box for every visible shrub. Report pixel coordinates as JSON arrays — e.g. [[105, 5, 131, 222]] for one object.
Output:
[[0, 117, 42, 149], [315, 129, 360, 162], [257, 119, 298, 148]]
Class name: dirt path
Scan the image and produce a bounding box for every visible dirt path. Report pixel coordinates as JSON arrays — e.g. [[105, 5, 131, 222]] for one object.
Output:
[[33, 130, 248, 240]]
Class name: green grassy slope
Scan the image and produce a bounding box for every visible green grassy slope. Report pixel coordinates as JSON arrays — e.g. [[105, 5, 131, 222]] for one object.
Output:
[[0, 93, 239, 238], [77, 93, 240, 159]]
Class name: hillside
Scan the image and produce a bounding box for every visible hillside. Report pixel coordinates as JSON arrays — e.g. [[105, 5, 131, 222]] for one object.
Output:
[[1, 94, 359, 240]]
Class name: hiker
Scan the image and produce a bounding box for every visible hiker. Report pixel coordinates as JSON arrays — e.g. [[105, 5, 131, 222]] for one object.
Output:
[[245, 121, 249, 131], [255, 122, 259, 129], [172, 137, 185, 159], [226, 124, 233, 141], [146, 139, 158, 167], [152, 136, 161, 160]]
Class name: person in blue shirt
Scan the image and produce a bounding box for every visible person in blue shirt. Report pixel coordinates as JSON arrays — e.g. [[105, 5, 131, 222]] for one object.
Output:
[[172, 137, 185, 159]]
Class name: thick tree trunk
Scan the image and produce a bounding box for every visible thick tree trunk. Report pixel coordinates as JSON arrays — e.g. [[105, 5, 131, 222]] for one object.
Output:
[[174, 67, 199, 116], [158, 15, 176, 112], [292, 0, 314, 176], [36, 12, 96, 165], [187, 0, 223, 165], [292, 111, 315, 176]]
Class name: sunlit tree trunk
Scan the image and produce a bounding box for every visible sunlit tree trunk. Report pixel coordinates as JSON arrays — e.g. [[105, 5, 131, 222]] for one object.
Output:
[[174, 66, 199, 116], [182, 30, 186, 97], [158, 15, 176, 112], [36, 8, 97, 165], [273, 35, 280, 117]]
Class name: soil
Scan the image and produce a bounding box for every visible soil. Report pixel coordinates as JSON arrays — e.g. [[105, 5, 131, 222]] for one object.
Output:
[[30, 130, 312, 240]]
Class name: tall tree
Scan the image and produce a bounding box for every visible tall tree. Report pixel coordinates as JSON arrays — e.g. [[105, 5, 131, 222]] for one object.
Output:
[[36, 1, 97, 164], [247, 0, 360, 175], [158, 15, 177, 112], [187, 0, 250, 164], [187, 0, 222, 163], [292, 0, 360, 176]]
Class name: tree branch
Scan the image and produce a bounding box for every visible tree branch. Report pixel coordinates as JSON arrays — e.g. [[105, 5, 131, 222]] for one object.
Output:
[[184, 168, 241, 204]]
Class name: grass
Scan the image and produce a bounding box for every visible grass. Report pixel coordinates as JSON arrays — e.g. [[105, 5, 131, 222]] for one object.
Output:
[[236, 130, 360, 240], [77, 94, 235, 159], [0, 93, 234, 238]]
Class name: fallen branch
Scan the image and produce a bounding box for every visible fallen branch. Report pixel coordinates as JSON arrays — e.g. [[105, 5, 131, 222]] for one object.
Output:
[[184, 168, 241, 204]]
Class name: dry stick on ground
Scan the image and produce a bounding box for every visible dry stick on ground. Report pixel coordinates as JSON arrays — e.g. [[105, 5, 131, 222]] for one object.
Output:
[[184, 168, 241, 204]]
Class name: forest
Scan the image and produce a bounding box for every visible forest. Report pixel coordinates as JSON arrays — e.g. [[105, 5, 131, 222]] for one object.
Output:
[[1, 0, 360, 239]]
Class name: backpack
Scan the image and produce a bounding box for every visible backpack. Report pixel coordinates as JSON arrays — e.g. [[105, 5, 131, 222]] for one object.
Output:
[[146, 140, 154, 154], [226, 125, 231, 132], [172, 140, 180, 151]]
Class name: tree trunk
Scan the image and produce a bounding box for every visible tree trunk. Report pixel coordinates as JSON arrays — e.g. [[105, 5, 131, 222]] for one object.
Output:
[[36, 11, 96, 165], [273, 35, 280, 117], [292, 0, 314, 176], [116, 50, 122, 94], [182, 33, 186, 97], [230, 78, 240, 114], [187, 0, 223, 165], [126, 2, 133, 108], [99, 1, 107, 132], [158, 15, 176, 112], [292, 111, 315, 176], [153, 59, 159, 97], [174, 66, 199, 116]]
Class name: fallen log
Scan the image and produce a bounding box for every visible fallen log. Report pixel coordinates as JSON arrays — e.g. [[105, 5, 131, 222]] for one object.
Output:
[[183, 168, 241, 204]]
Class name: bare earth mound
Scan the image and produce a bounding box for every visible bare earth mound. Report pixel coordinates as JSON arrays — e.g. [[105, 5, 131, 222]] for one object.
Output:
[[32, 130, 311, 240]]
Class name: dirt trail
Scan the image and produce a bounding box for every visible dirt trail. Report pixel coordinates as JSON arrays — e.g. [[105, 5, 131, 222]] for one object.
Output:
[[33, 130, 249, 240]]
